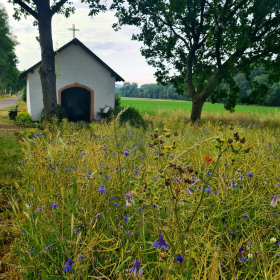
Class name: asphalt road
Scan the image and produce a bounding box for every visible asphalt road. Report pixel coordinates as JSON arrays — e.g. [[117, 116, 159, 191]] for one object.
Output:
[[0, 97, 18, 110]]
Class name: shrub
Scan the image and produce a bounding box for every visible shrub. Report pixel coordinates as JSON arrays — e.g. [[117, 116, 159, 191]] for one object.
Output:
[[21, 88, 27, 102], [17, 128, 41, 138], [39, 104, 68, 122], [15, 112, 39, 127]]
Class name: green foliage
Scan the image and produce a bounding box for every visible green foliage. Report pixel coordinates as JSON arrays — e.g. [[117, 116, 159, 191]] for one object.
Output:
[[115, 93, 121, 107], [17, 128, 37, 138], [111, 0, 280, 117], [21, 87, 26, 102], [16, 112, 38, 127], [39, 104, 68, 122]]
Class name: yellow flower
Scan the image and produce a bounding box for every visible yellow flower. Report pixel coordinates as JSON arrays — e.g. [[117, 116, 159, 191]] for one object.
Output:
[[163, 128, 170, 132], [163, 145, 172, 150], [220, 139, 226, 142], [153, 197, 158, 202], [131, 191, 137, 196]]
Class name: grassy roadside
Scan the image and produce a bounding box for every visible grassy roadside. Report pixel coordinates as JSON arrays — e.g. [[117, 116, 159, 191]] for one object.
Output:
[[0, 97, 26, 279], [0, 94, 17, 100]]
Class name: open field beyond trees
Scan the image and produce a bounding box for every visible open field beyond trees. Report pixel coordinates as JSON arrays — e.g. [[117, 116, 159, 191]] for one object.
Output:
[[1, 105, 280, 279], [121, 97, 280, 116]]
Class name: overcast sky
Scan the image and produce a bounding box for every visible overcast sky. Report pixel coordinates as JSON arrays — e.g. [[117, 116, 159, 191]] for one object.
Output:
[[0, 0, 157, 86]]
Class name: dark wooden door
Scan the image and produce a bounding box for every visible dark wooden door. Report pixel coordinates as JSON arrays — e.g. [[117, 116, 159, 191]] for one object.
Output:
[[61, 87, 91, 122]]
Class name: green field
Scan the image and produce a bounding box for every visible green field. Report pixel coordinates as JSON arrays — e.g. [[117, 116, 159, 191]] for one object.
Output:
[[121, 97, 280, 115]]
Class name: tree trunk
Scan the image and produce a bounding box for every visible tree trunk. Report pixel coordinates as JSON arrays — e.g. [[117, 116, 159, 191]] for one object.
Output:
[[190, 96, 205, 123], [37, 12, 58, 124]]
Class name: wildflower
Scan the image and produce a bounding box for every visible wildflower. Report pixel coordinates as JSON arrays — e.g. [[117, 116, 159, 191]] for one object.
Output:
[[129, 259, 143, 277], [82, 152, 86, 155], [175, 255, 183, 263], [97, 187, 106, 194], [242, 215, 248, 219], [109, 196, 114, 200], [153, 234, 169, 250], [169, 155, 174, 158], [9, 164, 12, 168], [51, 203, 58, 208], [205, 157, 213, 162], [123, 151, 130, 156], [153, 197, 158, 202], [247, 173, 254, 178], [87, 171, 93, 175], [102, 147, 107, 151], [124, 216, 130, 222], [63, 258, 74, 272], [163, 145, 172, 150], [25, 203, 31, 209], [30, 187, 34, 190], [111, 153, 116, 155], [153, 204, 158, 208], [114, 203, 119, 207], [44, 245, 51, 253], [134, 170, 139, 174], [95, 213, 101, 218], [238, 247, 244, 254], [163, 128, 170, 132], [270, 195, 279, 208], [125, 192, 135, 207], [36, 206, 45, 211], [219, 138, 226, 142], [80, 254, 85, 259], [247, 253, 253, 259], [270, 237, 277, 243], [138, 207, 143, 211], [205, 188, 211, 194], [239, 257, 247, 262]]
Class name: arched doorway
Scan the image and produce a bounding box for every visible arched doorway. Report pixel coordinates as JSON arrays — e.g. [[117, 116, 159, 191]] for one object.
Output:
[[58, 83, 94, 122]]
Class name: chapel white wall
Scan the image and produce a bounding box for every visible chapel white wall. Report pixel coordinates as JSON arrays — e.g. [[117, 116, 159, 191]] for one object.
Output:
[[28, 43, 116, 121]]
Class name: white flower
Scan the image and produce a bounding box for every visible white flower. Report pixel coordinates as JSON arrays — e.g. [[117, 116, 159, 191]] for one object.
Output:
[[270, 237, 277, 243], [247, 253, 253, 259], [25, 203, 31, 209], [270, 195, 279, 208], [124, 191, 135, 207]]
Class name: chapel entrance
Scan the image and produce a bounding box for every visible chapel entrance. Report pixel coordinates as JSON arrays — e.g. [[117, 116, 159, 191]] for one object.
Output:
[[61, 87, 91, 122]]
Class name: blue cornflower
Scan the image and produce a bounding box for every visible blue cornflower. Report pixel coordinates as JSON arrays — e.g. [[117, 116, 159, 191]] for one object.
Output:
[[63, 258, 74, 272], [8, 164, 12, 169], [111, 153, 116, 155], [98, 187, 106, 194], [205, 189, 211, 194], [124, 216, 130, 222], [95, 213, 101, 218], [175, 255, 183, 263], [36, 206, 44, 211], [138, 207, 143, 211], [134, 170, 139, 174], [242, 215, 248, 219], [51, 203, 58, 208], [102, 147, 107, 151], [129, 259, 143, 277], [169, 155, 174, 158], [74, 228, 81, 234], [114, 203, 119, 207], [87, 171, 93, 175], [124, 151, 130, 156], [238, 247, 244, 254], [109, 196, 114, 200], [247, 173, 254, 178], [80, 254, 85, 259], [100, 171, 104, 175], [82, 152, 86, 155], [153, 234, 169, 250], [239, 257, 247, 262], [153, 204, 158, 208]]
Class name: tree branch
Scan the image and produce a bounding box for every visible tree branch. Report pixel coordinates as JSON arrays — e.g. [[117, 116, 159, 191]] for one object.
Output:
[[224, 0, 247, 24], [51, 0, 69, 16], [13, 0, 38, 19]]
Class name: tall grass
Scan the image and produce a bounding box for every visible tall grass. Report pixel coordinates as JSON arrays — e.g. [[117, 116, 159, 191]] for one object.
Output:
[[3, 110, 280, 279]]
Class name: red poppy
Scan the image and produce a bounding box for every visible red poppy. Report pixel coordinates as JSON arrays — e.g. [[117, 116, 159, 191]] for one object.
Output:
[[205, 157, 213, 162]]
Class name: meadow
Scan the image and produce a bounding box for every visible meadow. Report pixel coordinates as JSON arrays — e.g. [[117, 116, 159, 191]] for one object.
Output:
[[1, 106, 280, 279], [121, 97, 280, 115]]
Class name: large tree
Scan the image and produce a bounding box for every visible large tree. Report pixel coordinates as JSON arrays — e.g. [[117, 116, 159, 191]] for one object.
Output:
[[0, 5, 18, 95], [111, 0, 280, 122], [8, 0, 106, 123]]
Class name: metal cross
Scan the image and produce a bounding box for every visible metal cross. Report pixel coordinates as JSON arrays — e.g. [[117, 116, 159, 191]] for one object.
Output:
[[68, 24, 79, 39]]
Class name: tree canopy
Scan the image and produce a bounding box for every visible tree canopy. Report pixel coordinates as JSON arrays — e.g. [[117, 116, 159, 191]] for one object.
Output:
[[111, 0, 280, 121]]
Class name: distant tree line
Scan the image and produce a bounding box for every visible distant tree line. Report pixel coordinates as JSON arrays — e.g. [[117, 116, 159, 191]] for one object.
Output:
[[118, 66, 280, 107], [0, 5, 25, 96]]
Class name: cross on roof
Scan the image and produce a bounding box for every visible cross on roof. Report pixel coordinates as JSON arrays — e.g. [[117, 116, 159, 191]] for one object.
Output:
[[68, 24, 80, 39]]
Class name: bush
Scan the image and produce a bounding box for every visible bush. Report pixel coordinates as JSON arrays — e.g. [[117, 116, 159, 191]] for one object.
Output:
[[15, 112, 39, 127], [21, 88, 27, 102], [39, 104, 68, 122], [17, 128, 42, 138]]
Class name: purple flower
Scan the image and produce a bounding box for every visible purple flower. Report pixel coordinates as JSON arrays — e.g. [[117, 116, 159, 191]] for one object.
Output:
[[87, 171, 93, 175], [114, 203, 119, 207], [80, 254, 85, 259], [82, 152, 86, 155], [175, 255, 183, 263], [205, 189, 211, 194], [109, 196, 114, 200], [247, 173, 254, 178], [8, 164, 12, 169], [51, 203, 58, 208], [95, 213, 101, 218], [102, 147, 107, 151], [134, 170, 139, 174], [36, 206, 45, 211], [129, 259, 143, 277], [63, 258, 74, 272], [242, 215, 248, 219], [238, 247, 244, 254], [239, 257, 247, 262], [111, 153, 116, 156], [97, 187, 106, 194], [124, 216, 130, 222], [99, 171, 104, 175], [123, 151, 130, 156], [153, 234, 169, 250]]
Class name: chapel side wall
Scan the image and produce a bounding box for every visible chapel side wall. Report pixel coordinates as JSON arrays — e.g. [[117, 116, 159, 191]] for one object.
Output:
[[26, 74, 31, 115], [56, 44, 116, 119], [28, 69, 44, 121]]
